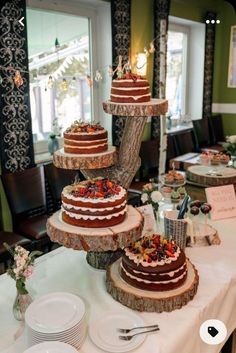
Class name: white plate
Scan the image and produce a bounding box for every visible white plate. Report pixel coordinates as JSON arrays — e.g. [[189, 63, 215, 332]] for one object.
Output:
[[89, 311, 146, 353], [25, 292, 85, 333], [23, 341, 78, 353], [27, 320, 86, 338]]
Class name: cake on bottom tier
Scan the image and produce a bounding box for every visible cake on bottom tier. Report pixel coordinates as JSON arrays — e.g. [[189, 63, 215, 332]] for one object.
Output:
[[120, 234, 187, 291]]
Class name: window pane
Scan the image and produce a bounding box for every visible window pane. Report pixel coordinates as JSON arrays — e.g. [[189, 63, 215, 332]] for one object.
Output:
[[27, 8, 91, 141], [166, 30, 186, 116]]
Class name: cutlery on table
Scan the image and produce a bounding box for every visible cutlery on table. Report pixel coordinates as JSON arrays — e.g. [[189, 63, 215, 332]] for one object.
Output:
[[119, 327, 160, 341], [117, 324, 159, 334]]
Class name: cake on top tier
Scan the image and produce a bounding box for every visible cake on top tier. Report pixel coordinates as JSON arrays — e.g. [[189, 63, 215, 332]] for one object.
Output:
[[110, 73, 151, 103], [63, 121, 108, 154], [120, 234, 187, 291], [61, 178, 127, 228]]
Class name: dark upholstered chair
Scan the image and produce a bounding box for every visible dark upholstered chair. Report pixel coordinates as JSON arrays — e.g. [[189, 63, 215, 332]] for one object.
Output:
[[1, 166, 51, 251], [138, 139, 159, 181], [193, 118, 224, 152], [44, 163, 78, 212]]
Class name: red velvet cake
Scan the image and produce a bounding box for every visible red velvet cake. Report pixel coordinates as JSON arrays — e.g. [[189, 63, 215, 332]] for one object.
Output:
[[64, 121, 108, 154], [110, 74, 151, 103], [61, 178, 127, 228], [120, 234, 187, 291]]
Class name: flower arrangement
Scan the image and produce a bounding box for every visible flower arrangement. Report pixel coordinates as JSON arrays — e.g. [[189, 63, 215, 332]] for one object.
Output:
[[49, 118, 62, 139], [3, 243, 42, 295], [223, 135, 236, 156], [141, 182, 162, 219]]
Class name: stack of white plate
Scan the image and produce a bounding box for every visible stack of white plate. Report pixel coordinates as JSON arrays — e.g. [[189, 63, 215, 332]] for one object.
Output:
[[25, 292, 86, 350]]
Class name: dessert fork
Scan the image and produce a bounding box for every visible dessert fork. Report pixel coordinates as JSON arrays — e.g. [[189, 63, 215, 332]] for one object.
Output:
[[117, 324, 159, 334], [119, 327, 160, 341]]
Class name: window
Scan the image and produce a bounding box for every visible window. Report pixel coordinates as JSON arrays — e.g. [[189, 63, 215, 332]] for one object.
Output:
[[166, 24, 188, 116], [167, 17, 205, 121], [26, 0, 112, 154]]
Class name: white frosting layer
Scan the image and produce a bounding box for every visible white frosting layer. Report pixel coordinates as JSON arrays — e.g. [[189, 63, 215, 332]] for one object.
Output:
[[64, 142, 107, 149], [121, 263, 187, 284], [112, 87, 149, 91], [62, 207, 126, 220], [64, 138, 107, 145], [113, 79, 148, 84], [110, 93, 151, 101], [62, 187, 126, 204], [62, 200, 126, 212], [124, 247, 181, 267], [132, 263, 186, 278]]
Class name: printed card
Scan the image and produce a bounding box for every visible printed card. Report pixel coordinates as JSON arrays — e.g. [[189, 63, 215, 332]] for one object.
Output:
[[205, 184, 236, 220]]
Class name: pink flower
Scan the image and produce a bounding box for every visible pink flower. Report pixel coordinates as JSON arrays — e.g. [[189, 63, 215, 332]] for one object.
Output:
[[23, 266, 34, 279]]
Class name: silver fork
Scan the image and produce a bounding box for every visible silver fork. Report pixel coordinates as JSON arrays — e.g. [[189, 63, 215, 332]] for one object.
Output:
[[119, 327, 160, 341], [117, 324, 159, 334]]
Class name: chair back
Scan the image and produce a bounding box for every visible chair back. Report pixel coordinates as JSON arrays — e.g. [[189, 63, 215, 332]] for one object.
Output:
[[44, 163, 77, 211], [192, 118, 211, 149], [1, 166, 47, 221]]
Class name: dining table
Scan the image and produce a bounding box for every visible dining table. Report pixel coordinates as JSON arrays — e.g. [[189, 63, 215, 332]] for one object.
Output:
[[0, 214, 236, 353]]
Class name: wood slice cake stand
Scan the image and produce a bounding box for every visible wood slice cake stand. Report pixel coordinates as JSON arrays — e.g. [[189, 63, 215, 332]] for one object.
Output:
[[187, 222, 221, 247], [187, 165, 236, 186], [47, 205, 144, 269], [53, 146, 117, 170], [106, 258, 199, 312]]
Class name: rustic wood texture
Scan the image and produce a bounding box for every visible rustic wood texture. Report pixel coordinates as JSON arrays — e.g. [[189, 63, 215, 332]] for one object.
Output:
[[102, 99, 168, 117], [86, 249, 123, 270], [106, 258, 199, 312], [82, 100, 168, 189], [187, 165, 236, 186], [53, 146, 117, 170], [46, 205, 144, 252]]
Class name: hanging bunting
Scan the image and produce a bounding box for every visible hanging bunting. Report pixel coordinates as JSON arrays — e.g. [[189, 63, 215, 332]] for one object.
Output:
[[47, 75, 54, 89]]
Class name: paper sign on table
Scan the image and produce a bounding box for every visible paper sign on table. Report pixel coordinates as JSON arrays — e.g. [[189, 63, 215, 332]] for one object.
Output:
[[205, 184, 236, 220], [137, 204, 156, 234]]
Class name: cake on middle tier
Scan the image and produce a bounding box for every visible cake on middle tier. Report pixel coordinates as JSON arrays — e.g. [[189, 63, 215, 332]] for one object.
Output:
[[61, 178, 127, 228], [110, 75, 151, 103], [64, 121, 108, 154], [120, 234, 187, 291]]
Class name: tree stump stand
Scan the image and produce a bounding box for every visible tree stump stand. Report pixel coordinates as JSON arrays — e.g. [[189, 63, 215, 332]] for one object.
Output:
[[106, 258, 199, 312], [187, 165, 236, 186]]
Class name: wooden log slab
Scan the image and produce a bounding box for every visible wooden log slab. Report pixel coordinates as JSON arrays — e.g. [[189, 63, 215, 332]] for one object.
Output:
[[187, 165, 236, 186], [103, 99, 168, 117], [53, 146, 117, 170], [46, 205, 144, 252], [187, 222, 221, 247], [106, 258, 199, 312]]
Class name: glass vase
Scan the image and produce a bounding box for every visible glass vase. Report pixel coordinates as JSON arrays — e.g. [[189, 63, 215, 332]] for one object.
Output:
[[13, 289, 33, 321], [48, 137, 59, 155]]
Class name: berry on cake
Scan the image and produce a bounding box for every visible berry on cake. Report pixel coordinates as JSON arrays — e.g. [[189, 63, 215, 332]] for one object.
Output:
[[61, 178, 127, 228], [63, 121, 108, 154], [120, 234, 188, 291]]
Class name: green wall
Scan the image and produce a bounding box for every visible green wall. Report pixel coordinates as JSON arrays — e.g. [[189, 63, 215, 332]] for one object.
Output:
[[131, 0, 236, 136]]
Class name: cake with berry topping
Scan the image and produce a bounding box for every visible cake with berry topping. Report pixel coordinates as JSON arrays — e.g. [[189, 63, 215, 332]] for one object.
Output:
[[110, 73, 151, 103], [63, 121, 108, 154], [61, 178, 127, 227], [120, 234, 187, 291]]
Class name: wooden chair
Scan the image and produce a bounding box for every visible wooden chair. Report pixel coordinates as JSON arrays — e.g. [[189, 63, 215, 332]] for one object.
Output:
[[1, 166, 51, 252], [44, 163, 78, 212], [174, 129, 198, 156], [208, 114, 225, 145]]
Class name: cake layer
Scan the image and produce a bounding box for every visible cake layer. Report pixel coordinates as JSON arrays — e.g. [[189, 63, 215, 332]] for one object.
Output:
[[110, 94, 151, 103], [64, 144, 108, 154], [121, 260, 187, 281], [64, 130, 107, 141], [112, 79, 150, 88], [64, 138, 107, 146], [120, 265, 188, 291], [111, 87, 150, 96], [62, 209, 126, 228], [62, 200, 126, 216]]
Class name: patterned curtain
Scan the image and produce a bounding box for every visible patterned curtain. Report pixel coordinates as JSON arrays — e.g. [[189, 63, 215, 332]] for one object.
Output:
[[0, 0, 35, 173], [202, 11, 216, 119], [111, 0, 131, 146], [151, 0, 170, 139]]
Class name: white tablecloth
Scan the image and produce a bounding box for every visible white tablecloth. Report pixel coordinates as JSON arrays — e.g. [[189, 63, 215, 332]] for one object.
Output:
[[1, 217, 236, 353]]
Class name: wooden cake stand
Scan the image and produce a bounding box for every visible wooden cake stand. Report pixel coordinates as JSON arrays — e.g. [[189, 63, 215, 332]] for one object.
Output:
[[47, 205, 144, 269], [53, 146, 117, 170], [106, 258, 199, 312], [187, 165, 236, 186]]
